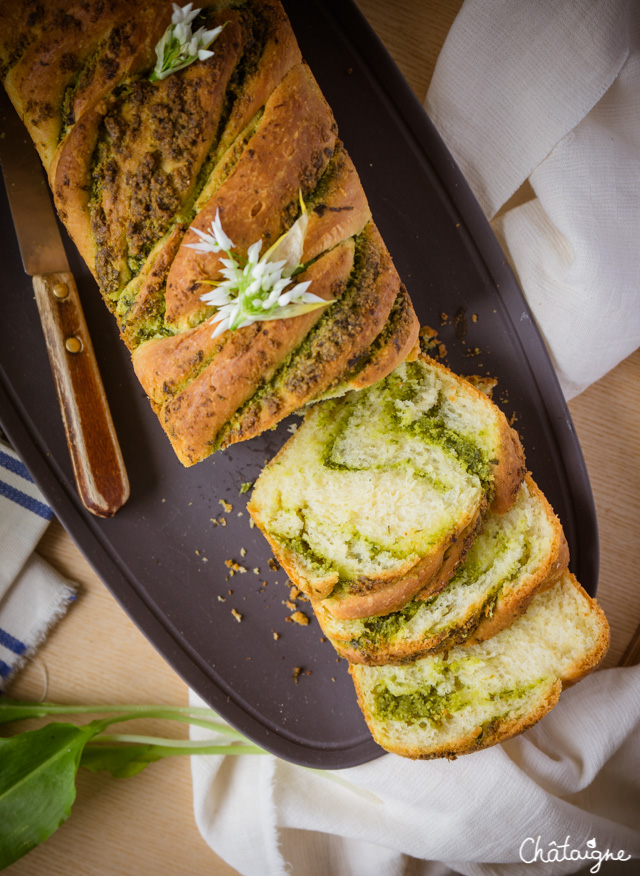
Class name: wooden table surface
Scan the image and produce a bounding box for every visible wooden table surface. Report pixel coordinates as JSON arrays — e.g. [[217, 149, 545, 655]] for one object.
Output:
[[6, 2, 640, 874]]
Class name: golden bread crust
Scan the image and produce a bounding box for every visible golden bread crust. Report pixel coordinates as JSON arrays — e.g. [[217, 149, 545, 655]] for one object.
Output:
[[218, 220, 403, 449], [165, 62, 338, 329], [3, 1, 163, 167], [158, 240, 356, 465], [302, 146, 372, 262], [2, 0, 418, 464], [49, 107, 103, 274], [337, 285, 420, 394]]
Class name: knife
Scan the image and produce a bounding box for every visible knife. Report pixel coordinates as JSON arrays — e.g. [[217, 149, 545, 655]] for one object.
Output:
[[0, 97, 129, 517]]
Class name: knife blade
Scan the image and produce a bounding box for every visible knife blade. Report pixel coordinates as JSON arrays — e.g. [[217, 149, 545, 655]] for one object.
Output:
[[0, 96, 129, 517]]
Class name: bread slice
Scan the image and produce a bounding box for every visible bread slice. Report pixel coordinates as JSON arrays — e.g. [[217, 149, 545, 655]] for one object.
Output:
[[314, 475, 569, 663], [350, 571, 609, 759], [248, 354, 525, 615]]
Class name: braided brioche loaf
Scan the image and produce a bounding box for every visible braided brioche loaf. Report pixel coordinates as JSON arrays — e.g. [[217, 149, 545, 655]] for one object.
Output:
[[1, 0, 419, 465]]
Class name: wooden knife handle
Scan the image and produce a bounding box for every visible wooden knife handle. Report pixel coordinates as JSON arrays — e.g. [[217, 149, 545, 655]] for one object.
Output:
[[32, 270, 130, 517]]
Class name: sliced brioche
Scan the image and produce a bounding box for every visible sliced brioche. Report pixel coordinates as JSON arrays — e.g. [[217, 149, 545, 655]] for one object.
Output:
[[350, 571, 609, 759], [248, 354, 525, 613], [314, 475, 569, 664]]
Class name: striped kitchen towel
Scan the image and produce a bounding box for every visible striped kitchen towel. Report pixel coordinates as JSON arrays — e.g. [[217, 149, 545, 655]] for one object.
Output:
[[0, 439, 76, 689]]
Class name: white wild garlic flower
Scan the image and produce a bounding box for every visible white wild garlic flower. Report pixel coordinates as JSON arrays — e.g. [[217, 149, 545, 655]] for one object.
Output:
[[150, 3, 225, 82], [186, 199, 333, 338]]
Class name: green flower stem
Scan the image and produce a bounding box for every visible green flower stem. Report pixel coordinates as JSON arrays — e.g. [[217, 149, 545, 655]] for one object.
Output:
[[90, 733, 266, 753], [89, 710, 245, 739], [0, 699, 232, 721]]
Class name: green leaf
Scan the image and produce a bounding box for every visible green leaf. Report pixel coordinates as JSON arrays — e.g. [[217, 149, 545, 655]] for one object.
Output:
[[0, 721, 101, 869], [80, 745, 158, 778]]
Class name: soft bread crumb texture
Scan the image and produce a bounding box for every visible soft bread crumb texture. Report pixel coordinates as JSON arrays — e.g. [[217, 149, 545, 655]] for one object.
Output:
[[249, 356, 523, 596], [316, 475, 567, 662], [351, 572, 609, 758]]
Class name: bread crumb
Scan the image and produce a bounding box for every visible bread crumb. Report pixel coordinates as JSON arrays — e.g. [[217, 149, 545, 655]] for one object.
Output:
[[237, 511, 243, 517], [202, 557, 208, 563], [268, 558, 279, 571], [283, 600, 297, 611], [217, 595, 226, 602], [292, 667, 302, 682], [249, 519, 255, 528], [195, 549, 200, 556], [231, 609, 243, 623], [219, 499, 233, 513], [465, 374, 498, 398], [472, 313, 478, 322], [225, 559, 247, 573], [239, 481, 253, 494], [287, 423, 298, 434], [286, 611, 310, 626], [240, 547, 247, 558], [272, 631, 280, 641], [419, 325, 447, 360], [289, 585, 301, 601], [252, 567, 260, 575]]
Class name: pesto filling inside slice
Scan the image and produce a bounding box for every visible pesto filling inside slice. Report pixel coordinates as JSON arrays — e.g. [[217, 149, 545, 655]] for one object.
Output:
[[344, 490, 536, 653], [328, 361, 495, 488], [372, 676, 545, 726], [256, 360, 500, 584]]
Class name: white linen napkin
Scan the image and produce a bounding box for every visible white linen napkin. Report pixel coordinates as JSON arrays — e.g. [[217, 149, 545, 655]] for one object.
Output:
[[189, 666, 640, 876], [0, 440, 77, 689], [425, 0, 640, 399], [189, 2, 640, 874]]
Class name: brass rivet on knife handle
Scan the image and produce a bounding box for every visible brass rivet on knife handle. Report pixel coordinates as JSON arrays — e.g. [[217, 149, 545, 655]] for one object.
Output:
[[32, 270, 130, 517]]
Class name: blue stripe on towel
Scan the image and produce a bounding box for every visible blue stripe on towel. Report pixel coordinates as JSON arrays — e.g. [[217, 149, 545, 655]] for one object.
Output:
[[0, 659, 12, 678], [0, 480, 52, 520], [0, 628, 27, 656], [0, 449, 34, 483]]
